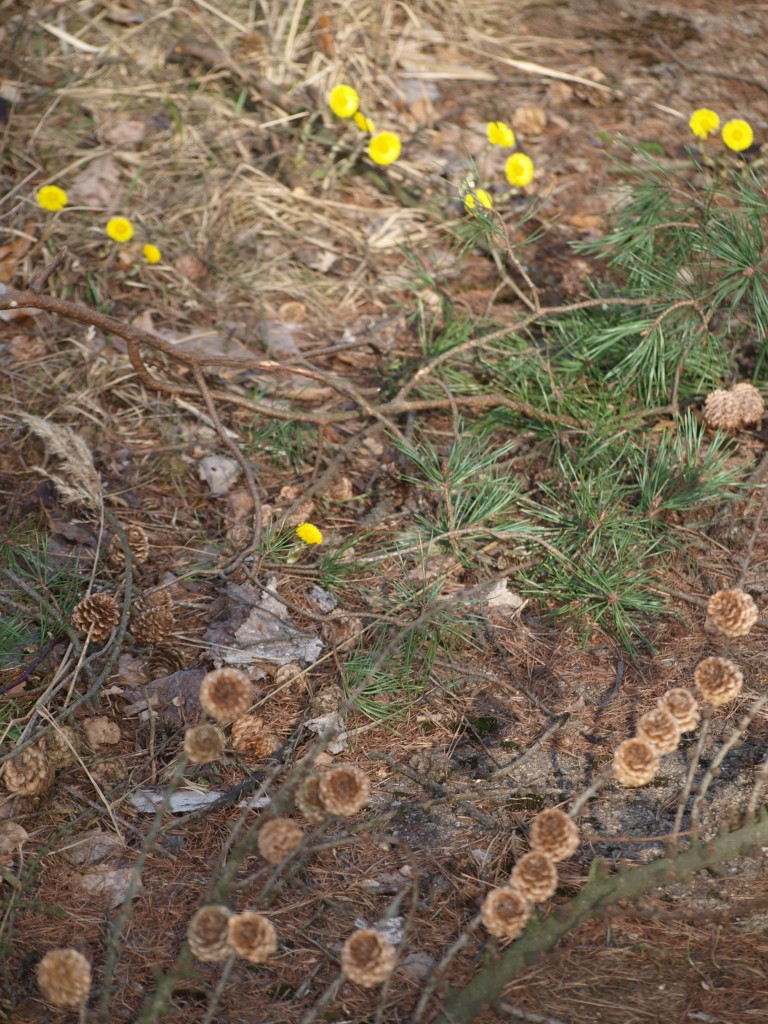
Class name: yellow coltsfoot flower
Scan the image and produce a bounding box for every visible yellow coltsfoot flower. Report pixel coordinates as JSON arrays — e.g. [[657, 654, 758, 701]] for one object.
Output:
[[487, 121, 515, 147], [36, 185, 68, 211], [143, 243, 162, 264], [296, 523, 323, 545], [464, 188, 493, 213], [368, 131, 401, 166], [688, 108, 720, 139], [328, 84, 359, 119], [505, 152, 534, 188], [353, 111, 375, 133], [722, 118, 753, 152], [105, 217, 134, 243]]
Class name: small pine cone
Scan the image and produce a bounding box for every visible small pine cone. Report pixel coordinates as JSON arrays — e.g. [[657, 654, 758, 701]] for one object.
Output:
[[694, 656, 744, 706], [529, 808, 579, 862], [658, 687, 700, 732], [731, 382, 764, 425], [199, 668, 253, 722], [131, 590, 175, 645], [144, 643, 186, 679], [227, 911, 278, 963], [318, 765, 371, 816], [340, 929, 396, 988], [257, 817, 305, 864], [703, 389, 739, 430], [230, 715, 266, 758], [188, 905, 234, 962], [108, 524, 150, 567], [72, 593, 120, 644], [3, 745, 53, 796], [707, 588, 758, 638], [613, 738, 660, 787], [37, 725, 78, 769], [37, 948, 92, 1008], [510, 851, 558, 903], [636, 707, 681, 754], [481, 886, 531, 939], [295, 776, 327, 825], [184, 724, 226, 763]]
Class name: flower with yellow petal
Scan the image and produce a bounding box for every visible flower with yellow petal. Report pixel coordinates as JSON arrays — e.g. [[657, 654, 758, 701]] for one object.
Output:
[[106, 217, 134, 243], [353, 111, 375, 133], [143, 244, 162, 264], [464, 188, 493, 213], [36, 185, 68, 212], [296, 523, 323, 545], [688, 108, 719, 139], [328, 84, 359, 119], [505, 153, 534, 188], [722, 119, 754, 152], [368, 132, 401, 167], [487, 121, 515, 147]]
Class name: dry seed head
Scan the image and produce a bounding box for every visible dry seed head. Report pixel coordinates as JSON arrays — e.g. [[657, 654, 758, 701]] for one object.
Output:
[[187, 905, 234, 962], [529, 808, 579, 862], [707, 588, 758, 638], [613, 738, 660, 787], [72, 593, 120, 644], [731, 382, 764, 424], [481, 886, 531, 939], [131, 590, 175, 644], [636, 707, 681, 754], [703, 389, 739, 430], [257, 817, 305, 864], [144, 643, 186, 679], [227, 912, 278, 963], [37, 948, 92, 1008], [183, 724, 226, 764], [658, 687, 700, 732], [510, 851, 558, 903], [199, 668, 253, 722], [340, 929, 397, 988], [3, 745, 53, 796], [295, 775, 327, 825], [694, 656, 744, 706], [107, 524, 150, 567], [37, 725, 78, 769], [318, 765, 371, 816]]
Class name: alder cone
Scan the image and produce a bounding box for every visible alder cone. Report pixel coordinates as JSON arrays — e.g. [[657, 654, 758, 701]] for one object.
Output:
[[481, 886, 531, 939], [187, 905, 233, 962], [510, 851, 558, 903], [184, 724, 225, 764], [228, 912, 278, 963], [257, 817, 304, 864], [340, 929, 396, 987], [528, 808, 579, 861], [613, 738, 659, 787], [658, 687, 700, 732], [199, 668, 253, 722], [295, 776, 327, 825], [131, 590, 175, 644], [636, 707, 681, 754], [3, 745, 53, 796], [37, 948, 92, 1008], [694, 656, 744, 706], [707, 588, 758, 638], [318, 765, 371, 816], [108, 524, 150, 567], [72, 593, 120, 644]]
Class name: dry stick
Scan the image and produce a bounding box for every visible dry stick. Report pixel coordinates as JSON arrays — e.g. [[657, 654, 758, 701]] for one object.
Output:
[[201, 956, 236, 1024], [669, 707, 713, 854], [489, 714, 571, 778], [746, 748, 768, 821], [690, 693, 768, 835]]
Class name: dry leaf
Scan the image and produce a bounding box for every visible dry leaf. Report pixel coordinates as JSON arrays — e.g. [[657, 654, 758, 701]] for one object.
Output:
[[60, 830, 123, 866], [198, 454, 241, 496], [0, 821, 29, 867], [174, 253, 207, 281], [78, 865, 134, 908], [101, 114, 145, 147], [83, 716, 122, 748], [511, 105, 548, 136], [69, 154, 123, 208], [20, 414, 102, 510]]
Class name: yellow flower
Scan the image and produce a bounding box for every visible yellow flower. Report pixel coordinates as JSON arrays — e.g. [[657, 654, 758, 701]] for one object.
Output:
[[505, 153, 534, 188], [368, 131, 401, 167], [464, 188, 493, 213], [36, 185, 68, 212], [143, 243, 162, 264], [328, 84, 359, 119], [296, 523, 323, 545], [105, 217, 134, 243], [487, 121, 515, 147], [688, 108, 719, 139], [353, 111, 375, 133], [722, 118, 754, 152]]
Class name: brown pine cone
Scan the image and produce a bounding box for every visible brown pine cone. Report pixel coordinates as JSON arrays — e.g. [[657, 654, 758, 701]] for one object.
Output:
[[107, 524, 150, 567], [72, 593, 120, 644], [707, 588, 758, 638], [703, 389, 739, 430], [257, 817, 304, 864], [3, 745, 53, 796], [658, 687, 700, 732], [184, 724, 226, 764], [731, 382, 764, 425], [510, 851, 558, 903], [318, 765, 371, 816], [227, 912, 278, 963], [199, 668, 253, 722], [37, 948, 92, 1008], [295, 776, 327, 825], [340, 929, 396, 987], [694, 656, 744, 706], [37, 725, 78, 769], [481, 886, 531, 939], [131, 590, 175, 644], [636, 707, 681, 754], [528, 808, 579, 862], [144, 644, 186, 679], [187, 905, 233, 962], [230, 715, 276, 759], [613, 738, 659, 787]]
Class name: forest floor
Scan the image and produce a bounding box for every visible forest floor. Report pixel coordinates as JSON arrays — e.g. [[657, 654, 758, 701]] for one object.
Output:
[[2, 1, 768, 1022]]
